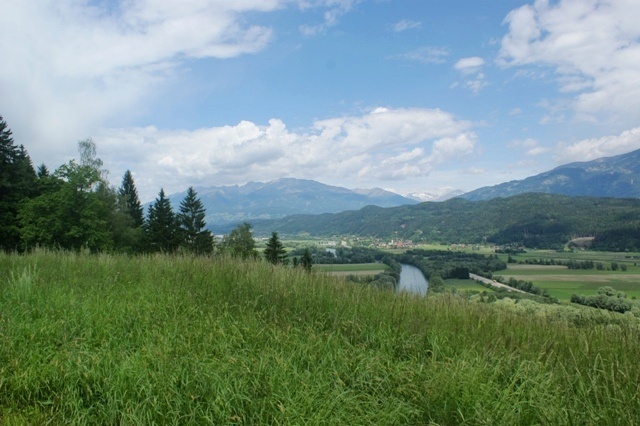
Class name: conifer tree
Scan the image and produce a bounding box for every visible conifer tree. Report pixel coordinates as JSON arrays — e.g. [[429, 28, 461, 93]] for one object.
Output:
[[145, 188, 179, 253], [264, 231, 287, 265], [0, 116, 37, 251], [178, 187, 213, 255], [118, 170, 144, 228]]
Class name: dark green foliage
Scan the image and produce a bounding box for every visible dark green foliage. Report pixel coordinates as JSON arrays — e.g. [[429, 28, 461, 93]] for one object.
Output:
[[178, 187, 213, 255], [397, 249, 506, 282], [219, 222, 258, 259], [0, 116, 37, 251], [300, 248, 313, 272], [592, 227, 640, 251], [118, 170, 144, 228], [145, 189, 179, 253], [571, 287, 633, 313], [18, 140, 113, 252], [290, 246, 381, 264], [253, 193, 640, 250], [264, 232, 287, 265]]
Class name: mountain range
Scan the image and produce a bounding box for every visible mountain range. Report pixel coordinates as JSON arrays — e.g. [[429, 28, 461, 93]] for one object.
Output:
[[461, 148, 640, 201], [163, 148, 640, 233], [166, 178, 417, 231]]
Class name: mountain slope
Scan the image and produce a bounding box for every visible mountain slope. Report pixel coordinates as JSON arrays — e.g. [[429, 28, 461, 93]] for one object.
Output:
[[166, 178, 417, 230], [461, 149, 640, 201], [252, 193, 640, 249]]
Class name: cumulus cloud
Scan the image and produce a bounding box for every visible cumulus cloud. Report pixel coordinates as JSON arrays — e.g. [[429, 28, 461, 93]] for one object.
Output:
[[499, 0, 640, 123], [555, 127, 640, 163], [0, 0, 288, 165], [96, 107, 477, 201]]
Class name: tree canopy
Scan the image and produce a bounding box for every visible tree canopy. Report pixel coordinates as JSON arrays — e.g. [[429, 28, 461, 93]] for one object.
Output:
[[220, 222, 258, 259]]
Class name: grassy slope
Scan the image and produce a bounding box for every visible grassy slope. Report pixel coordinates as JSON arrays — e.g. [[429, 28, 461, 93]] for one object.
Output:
[[1, 251, 639, 424]]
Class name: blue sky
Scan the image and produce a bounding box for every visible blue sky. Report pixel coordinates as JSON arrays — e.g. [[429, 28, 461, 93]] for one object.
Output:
[[2, 0, 640, 201]]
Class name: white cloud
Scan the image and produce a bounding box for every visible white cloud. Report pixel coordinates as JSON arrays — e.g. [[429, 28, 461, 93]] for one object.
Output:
[[555, 127, 640, 163], [298, 0, 362, 35], [509, 137, 550, 156], [453, 57, 487, 94], [96, 107, 477, 201], [454, 57, 485, 74], [499, 0, 640, 123], [394, 19, 422, 32], [392, 46, 449, 64], [0, 0, 288, 166]]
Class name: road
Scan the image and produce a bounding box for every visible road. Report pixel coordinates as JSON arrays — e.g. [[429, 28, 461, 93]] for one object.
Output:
[[469, 273, 526, 294]]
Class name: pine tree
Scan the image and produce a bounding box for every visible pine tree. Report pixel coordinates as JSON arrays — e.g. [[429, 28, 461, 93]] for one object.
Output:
[[118, 170, 144, 228], [178, 187, 213, 255], [264, 231, 287, 265], [0, 116, 37, 251], [145, 188, 179, 253]]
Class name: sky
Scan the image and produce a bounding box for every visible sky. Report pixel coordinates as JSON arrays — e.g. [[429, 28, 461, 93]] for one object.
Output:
[[2, 0, 640, 202]]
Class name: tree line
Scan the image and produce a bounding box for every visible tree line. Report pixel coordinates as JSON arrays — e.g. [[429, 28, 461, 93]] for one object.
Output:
[[0, 116, 306, 264]]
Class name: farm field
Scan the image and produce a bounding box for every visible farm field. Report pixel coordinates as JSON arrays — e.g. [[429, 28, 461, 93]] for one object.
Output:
[[496, 263, 640, 301], [313, 263, 388, 276], [444, 278, 489, 292]]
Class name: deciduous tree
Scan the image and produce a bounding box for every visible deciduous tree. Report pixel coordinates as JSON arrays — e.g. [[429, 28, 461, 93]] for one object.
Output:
[[220, 222, 258, 259]]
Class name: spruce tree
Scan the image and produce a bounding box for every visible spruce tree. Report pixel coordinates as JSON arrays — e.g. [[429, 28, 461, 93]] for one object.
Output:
[[264, 231, 287, 265], [0, 116, 37, 251], [178, 187, 213, 255], [118, 170, 144, 228], [145, 188, 178, 253]]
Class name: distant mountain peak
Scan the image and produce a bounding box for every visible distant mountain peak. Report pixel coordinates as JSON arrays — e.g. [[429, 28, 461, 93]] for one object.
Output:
[[405, 188, 465, 202], [165, 178, 417, 232], [461, 148, 640, 201]]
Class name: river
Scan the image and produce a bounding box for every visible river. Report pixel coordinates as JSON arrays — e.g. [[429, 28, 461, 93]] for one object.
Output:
[[398, 264, 429, 296]]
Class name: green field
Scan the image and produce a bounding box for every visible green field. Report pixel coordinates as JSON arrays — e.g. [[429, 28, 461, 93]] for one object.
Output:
[[313, 263, 388, 275], [444, 278, 489, 292], [2, 251, 640, 424], [496, 264, 640, 301]]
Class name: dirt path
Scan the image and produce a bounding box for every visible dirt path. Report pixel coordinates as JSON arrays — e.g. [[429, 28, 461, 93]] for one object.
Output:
[[469, 273, 526, 294]]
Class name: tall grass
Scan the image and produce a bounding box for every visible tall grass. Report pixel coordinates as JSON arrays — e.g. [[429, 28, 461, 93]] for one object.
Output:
[[1, 250, 639, 424]]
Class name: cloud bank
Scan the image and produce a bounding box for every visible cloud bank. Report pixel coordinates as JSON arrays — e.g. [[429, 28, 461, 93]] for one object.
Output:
[[499, 0, 640, 123], [97, 107, 477, 201]]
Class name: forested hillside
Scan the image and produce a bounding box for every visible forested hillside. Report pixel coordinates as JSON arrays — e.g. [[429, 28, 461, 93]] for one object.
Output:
[[253, 193, 640, 250]]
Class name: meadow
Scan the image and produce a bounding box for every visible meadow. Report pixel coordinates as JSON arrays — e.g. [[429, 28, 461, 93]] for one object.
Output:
[[1, 250, 639, 424], [495, 254, 640, 301]]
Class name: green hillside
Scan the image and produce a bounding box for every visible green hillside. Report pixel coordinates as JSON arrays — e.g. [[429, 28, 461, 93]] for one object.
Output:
[[2, 251, 639, 424], [253, 193, 640, 249]]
